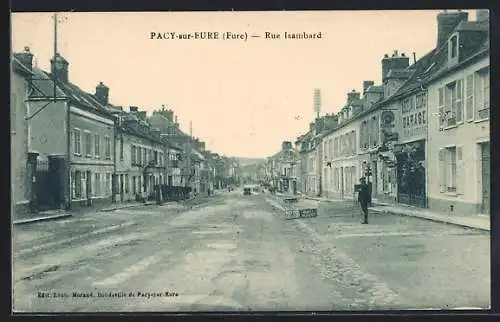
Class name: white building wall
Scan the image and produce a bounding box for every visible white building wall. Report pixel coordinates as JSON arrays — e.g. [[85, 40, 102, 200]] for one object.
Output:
[[323, 119, 360, 199], [427, 55, 490, 215]]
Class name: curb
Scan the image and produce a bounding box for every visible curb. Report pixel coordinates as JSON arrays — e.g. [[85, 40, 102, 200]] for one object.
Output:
[[101, 202, 157, 212], [371, 208, 490, 232], [13, 213, 72, 225]]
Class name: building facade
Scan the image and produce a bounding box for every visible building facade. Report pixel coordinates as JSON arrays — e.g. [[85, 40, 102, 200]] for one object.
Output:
[[426, 12, 489, 215], [11, 51, 35, 215]]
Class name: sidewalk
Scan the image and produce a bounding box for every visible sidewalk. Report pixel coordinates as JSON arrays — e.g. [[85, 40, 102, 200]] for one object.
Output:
[[13, 201, 157, 225], [304, 196, 490, 232]]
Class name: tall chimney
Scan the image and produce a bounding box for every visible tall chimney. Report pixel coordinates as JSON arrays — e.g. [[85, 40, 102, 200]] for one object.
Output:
[[381, 51, 410, 82], [129, 106, 139, 113], [15, 46, 34, 71], [362, 81, 374, 94], [347, 89, 361, 104], [95, 82, 109, 105], [436, 11, 469, 48], [282, 141, 292, 151], [50, 53, 69, 83]]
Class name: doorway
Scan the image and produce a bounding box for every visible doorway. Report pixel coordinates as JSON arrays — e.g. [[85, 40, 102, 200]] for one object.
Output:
[[480, 142, 490, 214]]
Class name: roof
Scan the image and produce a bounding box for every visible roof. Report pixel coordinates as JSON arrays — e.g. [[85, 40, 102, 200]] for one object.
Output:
[[28, 65, 115, 120], [12, 56, 34, 76], [121, 121, 164, 145], [365, 85, 383, 93], [385, 69, 414, 80]]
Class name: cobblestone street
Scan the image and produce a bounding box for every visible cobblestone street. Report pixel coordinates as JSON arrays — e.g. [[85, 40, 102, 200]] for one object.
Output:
[[13, 190, 490, 312]]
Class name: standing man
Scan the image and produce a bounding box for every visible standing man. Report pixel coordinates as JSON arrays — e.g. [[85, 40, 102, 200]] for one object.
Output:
[[358, 177, 370, 224]]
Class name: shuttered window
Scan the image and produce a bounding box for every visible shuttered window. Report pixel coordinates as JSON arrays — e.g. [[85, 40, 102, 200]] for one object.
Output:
[[438, 88, 445, 128], [438, 148, 446, 192], [465, 74, 474, 121], [455, 146, 463, 195], [456, 79, 463, 123]]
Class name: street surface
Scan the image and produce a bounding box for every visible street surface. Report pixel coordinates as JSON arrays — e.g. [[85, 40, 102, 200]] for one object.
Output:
[[12, 190, 490, 312]]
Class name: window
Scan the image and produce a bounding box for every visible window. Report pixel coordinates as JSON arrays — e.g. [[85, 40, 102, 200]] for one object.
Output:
[[94, 134, 100, 158], [438, 88, 445, 128], [475, 68, 490, 120], [81, 171, 87, 199], [370, 117, 378, 146], [73, 129, 81, 155], [84, 131, 92, 157], [131, 145, 136, 166], [443, 80, 463, 127], [465, 74, 474, 121], [73, 170, 82, 199], [125, 174, 129, 193], [143, 148, 147, 165], [11, 93, 17, 133], [106, 173, 111, 195], [138, 146, 142, 165], [352, 131, 356, 153], [132, 176, 137, 194], [120, 138, 124, 160], [334, 138, 338, 157], [439, 146, 463, 194], [450, 35, 458, 59], [94, 173, 101, 196], [154, 150, 158, 165], [105, 136, 111, 159], [447, 147, 457, 192], [456, 79, 463, 123]]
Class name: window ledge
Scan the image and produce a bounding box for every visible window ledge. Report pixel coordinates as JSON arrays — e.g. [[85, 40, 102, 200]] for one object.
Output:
[[442, 192, 461, 197], [74, 153, 82, 157], [442, 125, 458, 130], [474, 118, 489, 124]]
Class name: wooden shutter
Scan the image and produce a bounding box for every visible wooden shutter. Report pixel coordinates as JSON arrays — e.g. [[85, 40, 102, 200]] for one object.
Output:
[[438, 88, 445, 128], [438, 148, 446, 192], [465, 74, 474, 121], [456, 79, 463, 123], [456, 146, 464, 195]]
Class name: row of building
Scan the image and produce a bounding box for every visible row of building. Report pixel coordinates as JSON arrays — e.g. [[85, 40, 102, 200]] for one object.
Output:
[[264, 10, 490, 216], [11, 49, 240, 215]]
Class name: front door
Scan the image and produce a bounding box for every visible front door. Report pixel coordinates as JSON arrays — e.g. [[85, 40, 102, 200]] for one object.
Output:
[[120, 174, 124, 202], [86, 170, 92, 206], [481, 142, 490, 214]]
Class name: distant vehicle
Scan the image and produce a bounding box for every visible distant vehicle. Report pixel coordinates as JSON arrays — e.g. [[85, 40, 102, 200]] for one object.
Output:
[[243, 184, 260, 196]]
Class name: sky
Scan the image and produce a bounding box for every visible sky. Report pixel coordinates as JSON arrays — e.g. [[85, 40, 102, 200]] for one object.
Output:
[[11, 10, 476, 158]]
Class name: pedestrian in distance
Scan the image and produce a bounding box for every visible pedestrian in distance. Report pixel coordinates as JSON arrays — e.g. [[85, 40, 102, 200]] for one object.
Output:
[[358, 177, 370, 224]]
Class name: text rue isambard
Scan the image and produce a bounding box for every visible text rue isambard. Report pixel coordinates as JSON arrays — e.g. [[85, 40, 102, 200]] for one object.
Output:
[[37, 291, 179, 299]]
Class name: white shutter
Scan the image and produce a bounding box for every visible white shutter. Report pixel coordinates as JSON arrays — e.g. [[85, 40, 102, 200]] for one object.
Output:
[[438, 87, 445, 128], [456, 146, 464, 195], [438, 148, 446, 193], [456, 79, 463, 123], [70, 130, 74, 155], [465, 74, 474, 121]]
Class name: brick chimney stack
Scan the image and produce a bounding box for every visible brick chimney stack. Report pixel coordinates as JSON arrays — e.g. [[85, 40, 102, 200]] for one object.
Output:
[[95, 82, 109, 105], [347, 89, 361, 104], [436, 10, 469, 48], [50, 53, 69, 83], [15, 46, 34, 71], [129, 106, 139, 113]]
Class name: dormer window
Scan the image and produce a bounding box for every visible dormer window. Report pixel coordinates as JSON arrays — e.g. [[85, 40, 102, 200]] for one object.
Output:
[[450, 35, 458, 58]]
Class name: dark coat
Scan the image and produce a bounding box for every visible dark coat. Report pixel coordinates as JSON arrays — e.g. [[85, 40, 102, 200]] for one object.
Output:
[[357, 183, 370, 204]]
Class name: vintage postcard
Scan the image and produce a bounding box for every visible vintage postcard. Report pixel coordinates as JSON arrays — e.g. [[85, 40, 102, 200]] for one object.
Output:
[[11, 10, 490, 312]]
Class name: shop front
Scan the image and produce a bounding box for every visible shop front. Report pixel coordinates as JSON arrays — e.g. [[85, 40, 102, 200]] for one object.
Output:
[[395, 140, 427, 208]]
